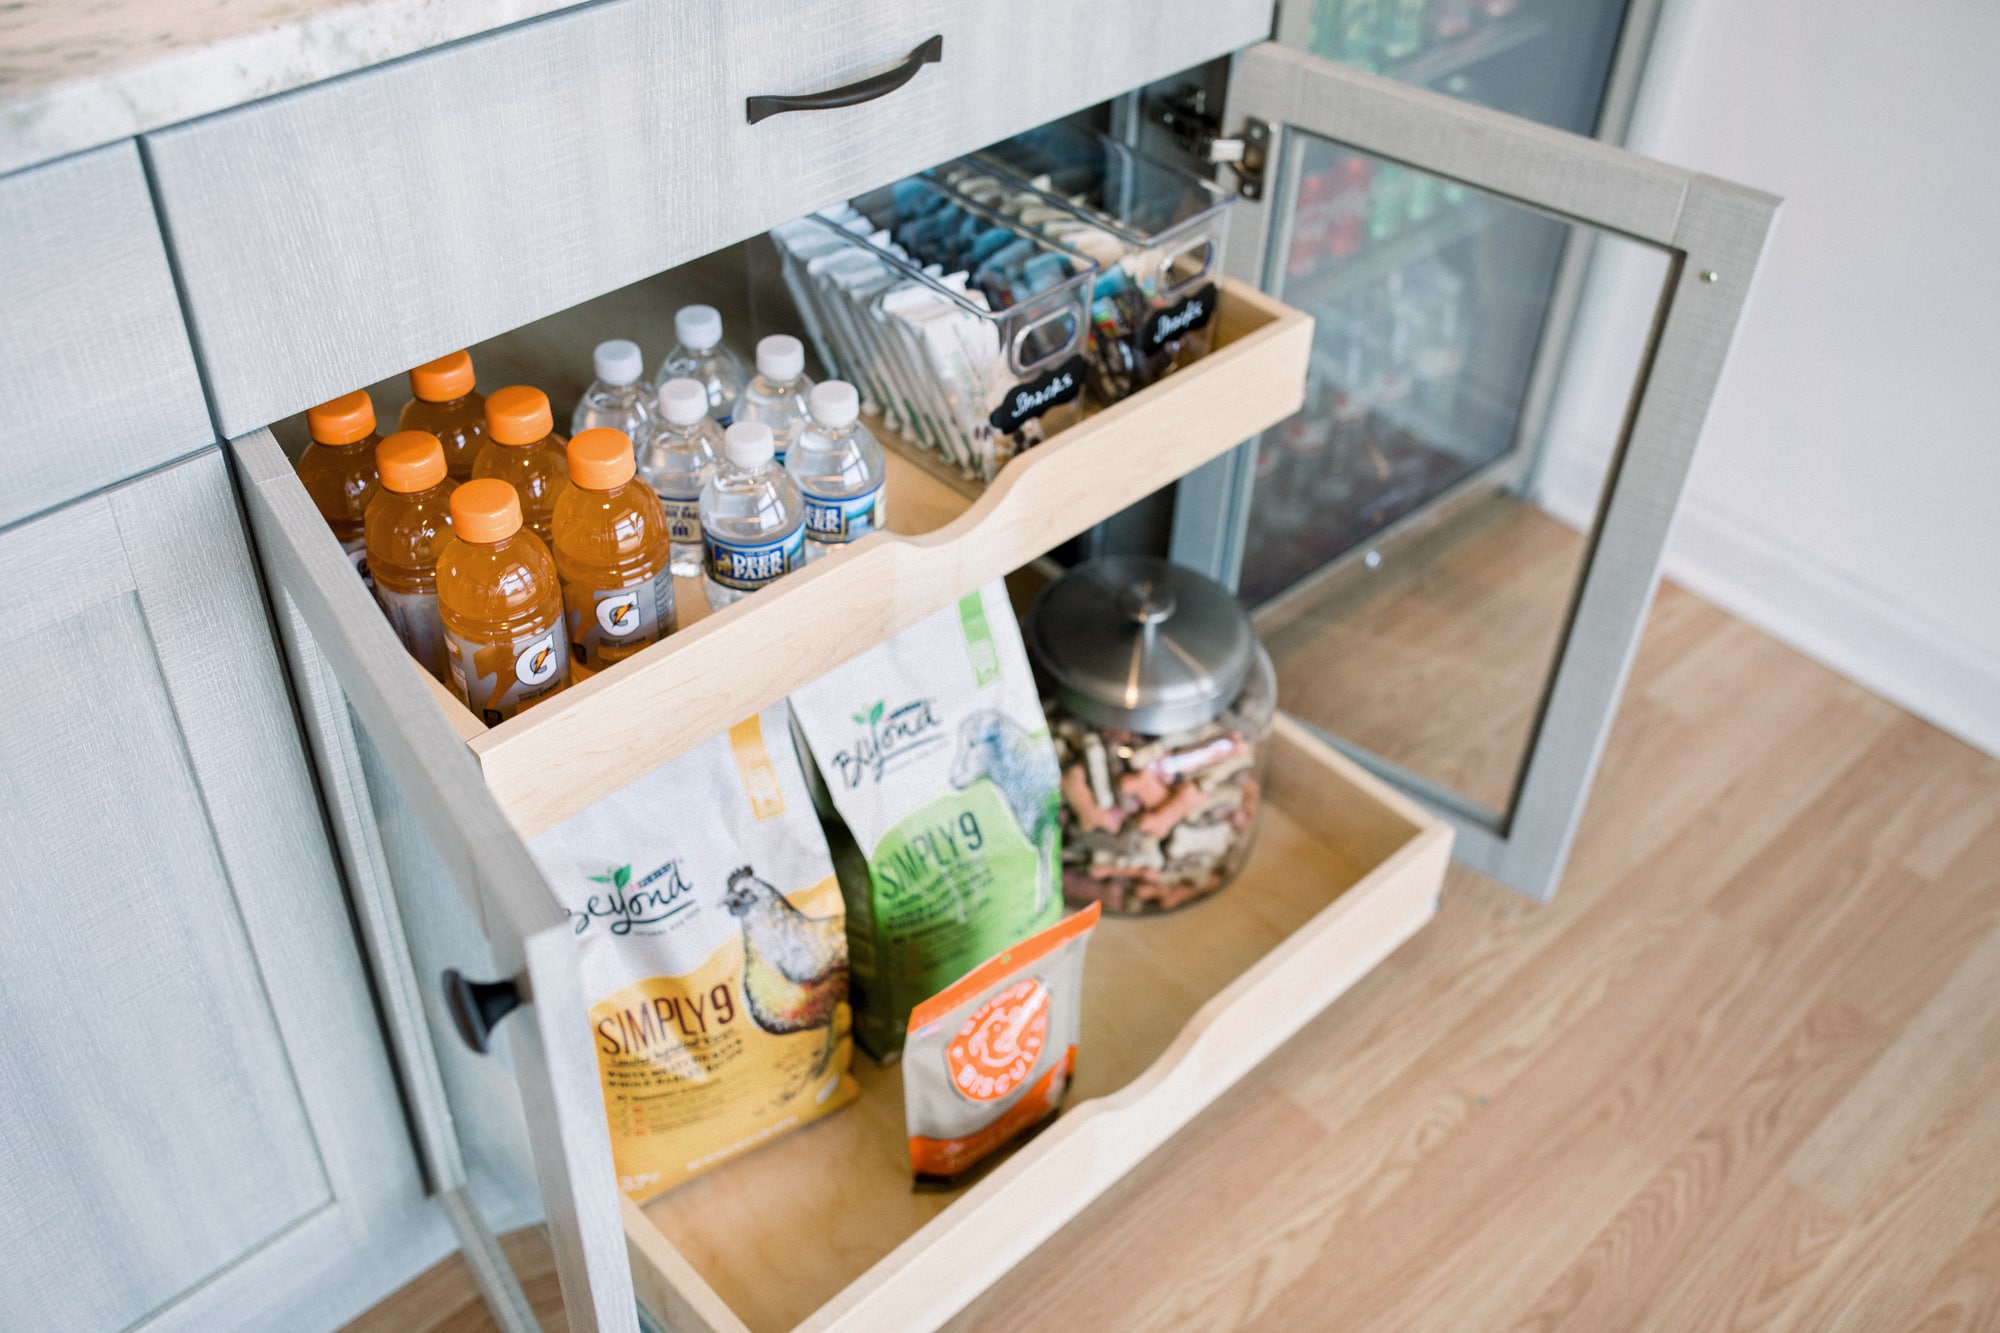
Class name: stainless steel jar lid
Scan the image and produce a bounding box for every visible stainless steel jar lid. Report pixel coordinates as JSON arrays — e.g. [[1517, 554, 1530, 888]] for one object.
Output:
[[1026, 555, 1256, 734]]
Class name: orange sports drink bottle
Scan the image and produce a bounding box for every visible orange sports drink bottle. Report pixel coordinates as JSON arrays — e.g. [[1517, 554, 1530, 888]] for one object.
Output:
[[399, 349, 487, 480], [473, 385, 568, 541], [299, 390, 382, 581], [552, 427, 675, 669], [437, 478, 569, 723], [365, 430, 459, 681]]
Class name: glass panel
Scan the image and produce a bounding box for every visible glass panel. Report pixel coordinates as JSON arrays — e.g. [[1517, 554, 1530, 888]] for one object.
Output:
[[1294, 0, 1629, 135], [1246, 128, 1671, 822]]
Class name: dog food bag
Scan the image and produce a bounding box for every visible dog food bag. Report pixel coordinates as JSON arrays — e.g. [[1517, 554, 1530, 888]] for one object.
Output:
[[904, 902, 1100, 1180], [526, 704, 857, 1202], [790, 579, 1063, 1060]]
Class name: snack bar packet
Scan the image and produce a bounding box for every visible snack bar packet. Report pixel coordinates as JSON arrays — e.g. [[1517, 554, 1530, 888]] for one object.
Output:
[[904, 902, 1101, 1181], [526, 703, 858, 1202], [790, 579, 1063, 1061]]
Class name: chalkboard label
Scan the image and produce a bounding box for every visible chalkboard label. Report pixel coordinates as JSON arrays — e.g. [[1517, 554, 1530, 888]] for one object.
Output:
[[1141, 282, 1219, 353], [989, 356, 1088, 434]]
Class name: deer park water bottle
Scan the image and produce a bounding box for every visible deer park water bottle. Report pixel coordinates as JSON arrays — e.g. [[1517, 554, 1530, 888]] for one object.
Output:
[[731, 334, 813, 462], [640, 377, 722, 578], [700, 420, 804, 611], [656, 304, 747, 424], [572, 339, 655, 441], [787, 380, 885, 563]]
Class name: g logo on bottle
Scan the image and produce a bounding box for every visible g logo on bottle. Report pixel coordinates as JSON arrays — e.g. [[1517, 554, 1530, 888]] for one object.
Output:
[[515, 631, 560, 687], [596, 589, 642, 639]]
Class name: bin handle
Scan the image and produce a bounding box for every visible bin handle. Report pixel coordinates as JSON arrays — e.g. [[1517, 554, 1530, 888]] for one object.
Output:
[[747, 35, 943, 125]]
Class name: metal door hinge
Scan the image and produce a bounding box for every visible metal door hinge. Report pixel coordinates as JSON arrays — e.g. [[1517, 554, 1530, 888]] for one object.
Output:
[[1145, 87, 1270, 200]]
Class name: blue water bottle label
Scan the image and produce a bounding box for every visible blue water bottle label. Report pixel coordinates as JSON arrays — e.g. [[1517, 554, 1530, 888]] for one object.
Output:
[[704, 523, 806, 592], [802, 484, 884, 545]]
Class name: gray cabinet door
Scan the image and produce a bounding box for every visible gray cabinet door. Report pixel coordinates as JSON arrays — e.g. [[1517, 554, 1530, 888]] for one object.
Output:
[[1173, 44, 1778, 899], [0, 141, 212, 525], [0, 450, 452, 1332]]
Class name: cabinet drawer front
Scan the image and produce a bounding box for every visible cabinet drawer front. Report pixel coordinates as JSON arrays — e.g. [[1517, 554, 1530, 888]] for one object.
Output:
[[0, 142, 212, 524], [143, 0, 1272, 440]]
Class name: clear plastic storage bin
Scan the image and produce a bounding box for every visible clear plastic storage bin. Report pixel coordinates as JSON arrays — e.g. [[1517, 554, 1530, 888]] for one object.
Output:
[[770, 179, 1094, 486], [937, 125, 1233, 404]]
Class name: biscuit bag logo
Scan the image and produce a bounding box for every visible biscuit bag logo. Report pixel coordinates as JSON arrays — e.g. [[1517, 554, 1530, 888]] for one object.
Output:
[[946, 976, 1048, 1102], [516, 632, 560, 686], [597, 589, 641, 638]]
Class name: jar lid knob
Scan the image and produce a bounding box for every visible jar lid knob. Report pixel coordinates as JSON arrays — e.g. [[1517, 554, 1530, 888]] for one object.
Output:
[[1118, 582, 1177, 628]]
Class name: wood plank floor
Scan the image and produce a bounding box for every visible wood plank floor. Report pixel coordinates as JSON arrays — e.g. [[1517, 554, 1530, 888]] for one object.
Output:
[[347, 562, 2000, 1332]]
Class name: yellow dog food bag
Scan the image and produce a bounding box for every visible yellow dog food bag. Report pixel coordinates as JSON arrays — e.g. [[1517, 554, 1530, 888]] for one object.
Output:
[[526, 703, 857, 1201]]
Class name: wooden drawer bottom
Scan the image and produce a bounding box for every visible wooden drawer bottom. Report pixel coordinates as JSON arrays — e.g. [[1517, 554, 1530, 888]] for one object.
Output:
[[623, 716, 1452, 1332]]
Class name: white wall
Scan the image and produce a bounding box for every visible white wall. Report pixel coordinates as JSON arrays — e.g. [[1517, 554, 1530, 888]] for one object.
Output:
[[1537, 0, 2000, 757]]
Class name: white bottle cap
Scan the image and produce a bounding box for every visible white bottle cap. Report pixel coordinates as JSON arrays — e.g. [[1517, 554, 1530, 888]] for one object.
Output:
[[675, 305, 723, 352], [657, 377, 709, 427], [723, 420, 775, 468], [808, 380, 860, 430], [594, 339, 644, 386], [756, 334, 805, 382]]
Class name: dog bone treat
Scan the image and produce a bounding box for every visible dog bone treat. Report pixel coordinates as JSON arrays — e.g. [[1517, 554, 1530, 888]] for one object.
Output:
[[904, 902, 1100, 1181], [1028, 556, 1276, 915]]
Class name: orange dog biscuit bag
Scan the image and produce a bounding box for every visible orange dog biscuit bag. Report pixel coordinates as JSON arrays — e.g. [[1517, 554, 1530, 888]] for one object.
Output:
[[526, 702, 858, 1201], [903, 902, 1100, 1181]]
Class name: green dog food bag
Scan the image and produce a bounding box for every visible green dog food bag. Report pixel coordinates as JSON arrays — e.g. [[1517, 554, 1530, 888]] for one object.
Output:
[[790, 579, 1063, 1060]]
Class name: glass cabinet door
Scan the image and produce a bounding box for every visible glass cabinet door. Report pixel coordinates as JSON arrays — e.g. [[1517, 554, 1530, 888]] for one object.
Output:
[[1174, 44, 1776, 899]]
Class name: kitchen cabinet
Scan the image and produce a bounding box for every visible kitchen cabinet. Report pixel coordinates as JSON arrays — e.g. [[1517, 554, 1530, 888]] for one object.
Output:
[[200, 21, 1770, 1333], [0, 451, 450, 1331], [0, 0, 1773, 1326], [0, 142, 211, 525]]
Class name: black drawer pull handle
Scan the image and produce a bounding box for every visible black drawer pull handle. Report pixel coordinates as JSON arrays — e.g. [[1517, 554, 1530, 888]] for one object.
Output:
[[746, 35, 943, 125], [444, 968, 524, 1055]]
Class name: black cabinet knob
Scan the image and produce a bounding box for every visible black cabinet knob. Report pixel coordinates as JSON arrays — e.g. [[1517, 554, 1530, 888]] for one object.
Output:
[[443, 969, 523, 1054]]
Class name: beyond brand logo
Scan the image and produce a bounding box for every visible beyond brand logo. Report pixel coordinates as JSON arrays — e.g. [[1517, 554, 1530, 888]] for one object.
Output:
[[830, 697, 946, 788], [571, 859, 697, 935]]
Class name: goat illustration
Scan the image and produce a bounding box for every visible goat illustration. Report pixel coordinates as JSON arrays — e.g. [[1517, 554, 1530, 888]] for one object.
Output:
[[948, 710, 1060, 914]]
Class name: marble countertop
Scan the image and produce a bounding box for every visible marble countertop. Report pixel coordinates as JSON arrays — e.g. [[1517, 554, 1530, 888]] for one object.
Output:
[[0, 0, 586, 176]]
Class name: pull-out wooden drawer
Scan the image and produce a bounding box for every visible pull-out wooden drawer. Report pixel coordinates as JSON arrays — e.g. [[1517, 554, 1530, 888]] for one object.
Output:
[[624, 713, 1449, 1332], [144, 0, 1272, 441], [0, 142, 211, 524]]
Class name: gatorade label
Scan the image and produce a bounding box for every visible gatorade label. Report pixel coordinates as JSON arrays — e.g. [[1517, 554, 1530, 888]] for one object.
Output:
[[342, 536, 374, 591], [704, 523, 805, 594], [658, 495, 703, 548], [802, 485, 885, 546], [446, 622, 569, 725], [376, 586, 448, 682], [566, 568, 674, 669]]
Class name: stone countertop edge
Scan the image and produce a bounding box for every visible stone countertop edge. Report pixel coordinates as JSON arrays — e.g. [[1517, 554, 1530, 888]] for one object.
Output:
[[0, 0, 588, 177]]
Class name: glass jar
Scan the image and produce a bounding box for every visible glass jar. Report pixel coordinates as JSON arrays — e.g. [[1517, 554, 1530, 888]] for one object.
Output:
[[1027, 556, 1276, 914]]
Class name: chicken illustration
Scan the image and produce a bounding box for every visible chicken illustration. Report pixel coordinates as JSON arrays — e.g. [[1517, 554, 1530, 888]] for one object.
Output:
[[948, 710, 1061, 913], [723, 866, 848, 1079]]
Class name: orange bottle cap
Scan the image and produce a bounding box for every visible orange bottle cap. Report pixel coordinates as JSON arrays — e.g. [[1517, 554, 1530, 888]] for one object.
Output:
[[307, 390, 376, 444], [377, 430, 448, 493], [567, 428, 637, 489], [409, 350, 476, 401], [485, 385, 554, 445], [451, 478, 524, 543]]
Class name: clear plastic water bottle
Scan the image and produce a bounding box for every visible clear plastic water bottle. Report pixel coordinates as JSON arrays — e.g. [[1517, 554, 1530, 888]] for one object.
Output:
[[572, 339, 656, 439], [731, 334, 814, 462], [787, 381, 886, 563], [656, 304, 748, 424], [700, 420, 804, 610], [640, 377, 722, 578]]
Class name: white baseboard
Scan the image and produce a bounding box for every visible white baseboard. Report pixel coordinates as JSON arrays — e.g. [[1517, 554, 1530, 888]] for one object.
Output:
[[1537, 450, 2000, 760]]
